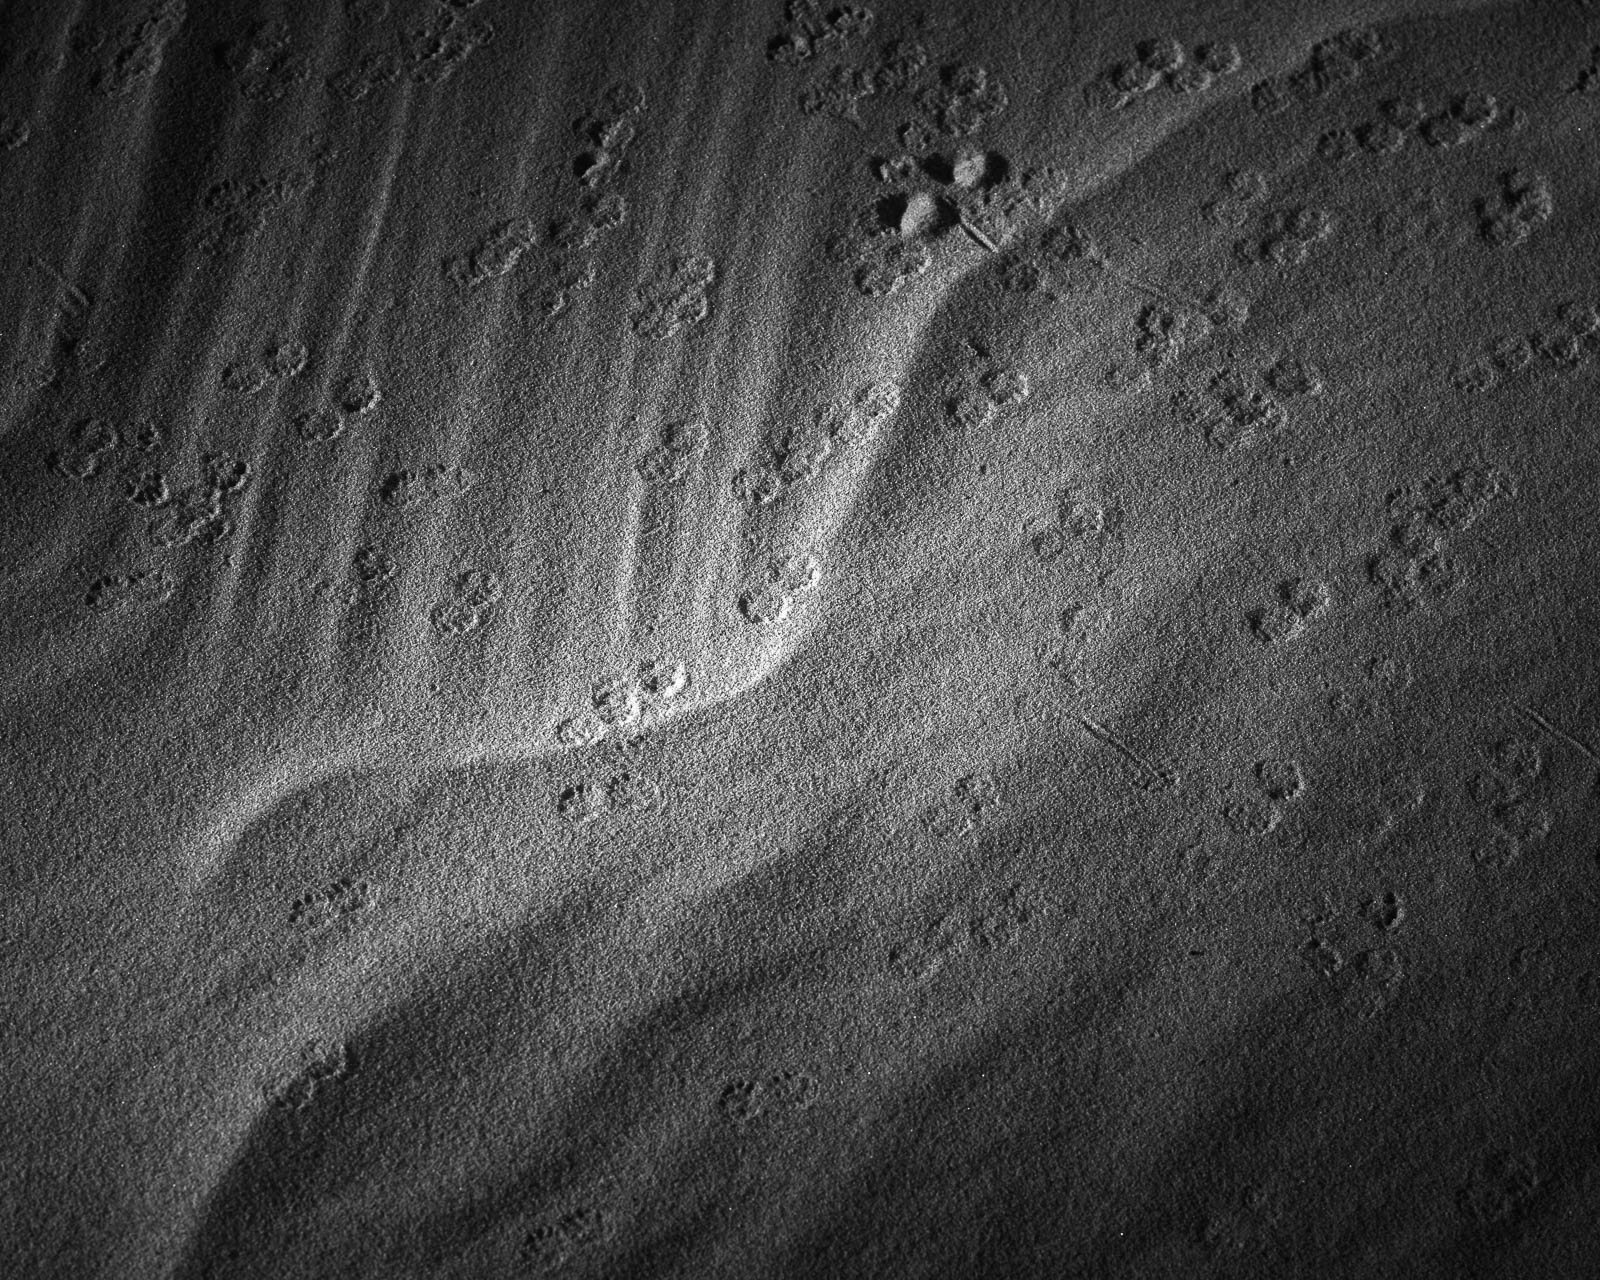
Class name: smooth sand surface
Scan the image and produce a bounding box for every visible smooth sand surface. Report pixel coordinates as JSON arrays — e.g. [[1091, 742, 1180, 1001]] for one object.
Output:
[[2, 1, 1598, 1276]]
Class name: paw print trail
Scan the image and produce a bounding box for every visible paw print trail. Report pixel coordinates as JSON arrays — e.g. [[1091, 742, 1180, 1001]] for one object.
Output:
[[530, 49, 955, 727]]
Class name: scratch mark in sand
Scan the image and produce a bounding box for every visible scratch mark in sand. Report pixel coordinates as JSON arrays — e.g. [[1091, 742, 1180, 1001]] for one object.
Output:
[[1515, 704, 1600, 764], [1078, 715, 1181, 794]]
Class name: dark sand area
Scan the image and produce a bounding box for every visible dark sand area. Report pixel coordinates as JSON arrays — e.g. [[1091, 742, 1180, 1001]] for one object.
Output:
[[2, 0, 1599, 1275]]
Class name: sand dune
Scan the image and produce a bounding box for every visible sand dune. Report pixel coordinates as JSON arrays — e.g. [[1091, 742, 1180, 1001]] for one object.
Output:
[[3, 0, 1598, 1276]]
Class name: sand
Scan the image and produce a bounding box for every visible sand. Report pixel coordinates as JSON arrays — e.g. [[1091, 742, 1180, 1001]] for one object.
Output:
[[1, 0, 1598, 1276]]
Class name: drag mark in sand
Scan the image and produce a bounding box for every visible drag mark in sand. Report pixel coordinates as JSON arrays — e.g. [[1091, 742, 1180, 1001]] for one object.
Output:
[[1515, 704, 1600, 766], [1077, 715, 1180, 794], [31, 254, 92, 314]]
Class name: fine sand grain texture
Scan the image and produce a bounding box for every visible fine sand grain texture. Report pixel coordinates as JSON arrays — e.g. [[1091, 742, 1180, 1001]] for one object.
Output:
[[2, 1, 1599, 1276]]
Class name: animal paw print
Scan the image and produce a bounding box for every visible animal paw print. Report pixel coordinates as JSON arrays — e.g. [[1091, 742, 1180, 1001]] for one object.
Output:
[[552, 657, 691, 748], [734, 380, 900, 503], [263, 1039, 353, 1112], [146, 452, 252, 550], [1467, 735, 1553, 866], [1248, 27, 1387, 117], [715, 1068, 819, 1126], [924, 771, 1001, 837], [1320, 91, 1512, 163], [1173, 352, 1320, 452], [995, 219, 1103, 297], [1451, 300, 1598, 393], [378, 463, 475, 511], [289, 876, 376, 929], [1475, 169, 1553, 248], [1368, 464, 1511, 610], [49, 417, 120, 481], [84, 568, 174, 613], [765, 1, 875, 65], [1247, 577, 1331, 643], [1201, 168, 1267, 231], [1235, 205, 1334, 269], [825, 211, 933, 297], [888, 882, 1050, 980], [738, 552, 821, 624], [518, 1205, 614, 1272], [1296, 894, 1407, 1018], [637, 418, 706, 486], [445, 216, 538, 288], [222, 338, 311, 395], [1088, 36, 1242, 110], [631, 254, 716, 339], [429, 568, 501, 636], [1029, 485, 1125, 574], [1221, 757, 1304, 838], [553, 772, 661, 826], [944, 343, 1031, 428]]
